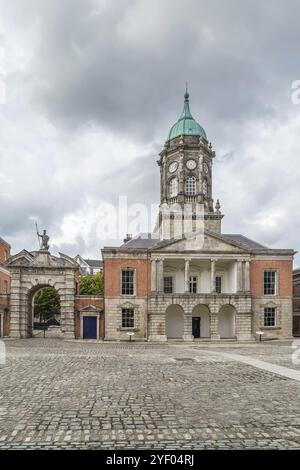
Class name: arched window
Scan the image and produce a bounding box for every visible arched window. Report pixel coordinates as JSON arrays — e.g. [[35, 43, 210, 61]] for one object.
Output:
[[169, 177, 178, 197], [185, 176, 196, 195]]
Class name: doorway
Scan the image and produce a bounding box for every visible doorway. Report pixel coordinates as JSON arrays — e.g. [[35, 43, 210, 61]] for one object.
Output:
[[192, 316, 200, 338], [83, 316, 97, 339]]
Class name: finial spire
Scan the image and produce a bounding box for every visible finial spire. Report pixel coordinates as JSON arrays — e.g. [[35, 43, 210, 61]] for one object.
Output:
[[184, 82, 189, 100]]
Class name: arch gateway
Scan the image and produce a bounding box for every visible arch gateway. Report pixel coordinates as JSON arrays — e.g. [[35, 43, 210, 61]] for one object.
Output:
[[5, 247, 80, 339]]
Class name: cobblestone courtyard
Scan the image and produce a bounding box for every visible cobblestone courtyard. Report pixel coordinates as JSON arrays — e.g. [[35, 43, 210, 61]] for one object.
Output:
[[0, 339, 299, 449]]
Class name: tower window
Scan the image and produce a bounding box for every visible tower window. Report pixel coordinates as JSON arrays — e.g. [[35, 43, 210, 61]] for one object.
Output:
[[185, 176, 196, 196], [169, 177, 178, 197]]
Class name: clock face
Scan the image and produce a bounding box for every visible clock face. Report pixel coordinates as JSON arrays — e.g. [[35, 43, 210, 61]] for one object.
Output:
[[186, 159, 197, 170], [203, 162, 209, 174], [169, 161, 178, 173]]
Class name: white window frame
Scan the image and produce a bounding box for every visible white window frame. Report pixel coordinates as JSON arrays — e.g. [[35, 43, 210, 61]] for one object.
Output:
[[120, 268, 136, 296], [189, 275, 198, 294], [163, 275, 174, 294], [121, 308, 135, 329], [263, 307, 277, 327], [263, 270, 277, 296]]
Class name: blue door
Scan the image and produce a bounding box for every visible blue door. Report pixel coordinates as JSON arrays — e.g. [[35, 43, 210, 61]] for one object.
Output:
[[83, 316, 97, 339]]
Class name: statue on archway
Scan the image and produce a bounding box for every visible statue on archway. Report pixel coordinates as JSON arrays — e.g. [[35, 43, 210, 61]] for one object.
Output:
[[37, 228, 50, 251]]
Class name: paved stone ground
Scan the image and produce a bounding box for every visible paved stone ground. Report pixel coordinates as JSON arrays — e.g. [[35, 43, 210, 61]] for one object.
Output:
[[0, 338, 299, 449]]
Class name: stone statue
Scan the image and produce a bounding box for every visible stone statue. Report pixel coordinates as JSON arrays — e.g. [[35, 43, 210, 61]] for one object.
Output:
[[37, 229, 50, 251]]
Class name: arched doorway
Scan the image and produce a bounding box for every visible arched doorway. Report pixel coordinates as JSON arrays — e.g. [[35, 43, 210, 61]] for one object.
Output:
[[29, 286, 62, 338], [165, 304, 184, 339], [218, 305, 236, 338], [192, 305, 210, 338]]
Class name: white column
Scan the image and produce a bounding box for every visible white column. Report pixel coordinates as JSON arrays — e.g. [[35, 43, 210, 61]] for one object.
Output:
[[184, 258, 191, 293], [237, 260, 243, 292], [210, 259, 216, 293], [157, 258, 164, 293], [244, 260, 250, 292]]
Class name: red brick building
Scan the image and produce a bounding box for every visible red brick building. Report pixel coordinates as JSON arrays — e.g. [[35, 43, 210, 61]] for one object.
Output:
[[102, 92, 295, 342], [0, 237, 11, 336]]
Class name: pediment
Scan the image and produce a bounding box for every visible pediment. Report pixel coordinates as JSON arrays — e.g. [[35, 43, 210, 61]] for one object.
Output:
[[5, 250, 79, 269], [152, 231, 249, 254]]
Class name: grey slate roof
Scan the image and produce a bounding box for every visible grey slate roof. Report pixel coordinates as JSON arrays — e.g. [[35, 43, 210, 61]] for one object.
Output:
[[119, 232, 269, 252], [120, 233, 160, 250], [84, 259, 103, 268], [222, 234, 268, 250]]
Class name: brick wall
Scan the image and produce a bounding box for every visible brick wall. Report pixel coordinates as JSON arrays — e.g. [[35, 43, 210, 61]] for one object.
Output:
[[250, 260, 293, 297], [251, 259, 293, 338], [0, 239, 11, 308], [74, 296, 104, 310], [104, 258, 150, 297]]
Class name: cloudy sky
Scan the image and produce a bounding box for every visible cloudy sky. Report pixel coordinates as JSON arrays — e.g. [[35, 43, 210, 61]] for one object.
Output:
[[0, 0, 300, 264]]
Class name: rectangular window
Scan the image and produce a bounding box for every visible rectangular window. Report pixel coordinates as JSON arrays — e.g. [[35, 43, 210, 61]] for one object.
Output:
[[189, 276, 197, 294], [121, 269, 135, 295], [264, 307, 276, 327], [216, 276, 222, 294], [264, 271, 276, 295], [164, 276, 173, 294], [3, 281, 8, 294], [122, 308, 134, 328]]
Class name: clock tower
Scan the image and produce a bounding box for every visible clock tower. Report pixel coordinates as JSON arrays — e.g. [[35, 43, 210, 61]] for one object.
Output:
[[158, 89, 223, 239]]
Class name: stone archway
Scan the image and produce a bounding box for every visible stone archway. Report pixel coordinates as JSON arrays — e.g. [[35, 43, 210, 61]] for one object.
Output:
[[165, 304, 184, 339], [5, 248, 79, 339], [218, 304, 236, 339]]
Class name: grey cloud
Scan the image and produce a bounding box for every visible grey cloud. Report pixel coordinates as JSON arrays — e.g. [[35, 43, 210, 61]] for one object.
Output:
[[0, 0, 300, 265]]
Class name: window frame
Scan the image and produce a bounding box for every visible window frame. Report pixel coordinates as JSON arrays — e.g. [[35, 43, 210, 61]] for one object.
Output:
[[263, 307, 276, 327], [164, 275, 174, 294], [189, 275, 198, 294], [120, 268, 136, 296], [121, 308, 135, 329], [215, 275, 222, 294], [263, 270, 277, 296], [185, 175, 196, 196]]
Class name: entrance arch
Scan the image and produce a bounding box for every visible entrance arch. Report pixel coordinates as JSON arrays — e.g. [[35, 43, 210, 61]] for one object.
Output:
[[5, 248, 79, 339], [218, 305, 236, 338], [192, 305, 210, 338], [29, 285, 62, 338], [165, 304, 184, 339]]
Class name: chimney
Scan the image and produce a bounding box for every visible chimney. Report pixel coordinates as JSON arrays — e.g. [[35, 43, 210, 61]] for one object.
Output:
[[123, 233, 132, 244]]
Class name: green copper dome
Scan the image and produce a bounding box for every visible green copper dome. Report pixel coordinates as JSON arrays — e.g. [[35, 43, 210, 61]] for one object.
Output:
[[168, 90, 207, 141]]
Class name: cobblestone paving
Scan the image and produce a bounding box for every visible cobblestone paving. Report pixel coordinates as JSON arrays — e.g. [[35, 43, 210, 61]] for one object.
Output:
[[0, 339, 299, 449], [195, 338, 300, 370]]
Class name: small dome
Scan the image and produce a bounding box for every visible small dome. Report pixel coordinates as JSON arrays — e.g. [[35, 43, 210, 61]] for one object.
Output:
[[168, 90, 207, 141]]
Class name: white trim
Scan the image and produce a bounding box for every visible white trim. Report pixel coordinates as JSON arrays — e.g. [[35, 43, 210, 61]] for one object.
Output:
[[0, 265, 10, 276]]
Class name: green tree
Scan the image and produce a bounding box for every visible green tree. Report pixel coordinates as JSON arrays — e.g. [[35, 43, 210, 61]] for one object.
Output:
[[34, 288, 61, 322], [79, 271, 104, 295]]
